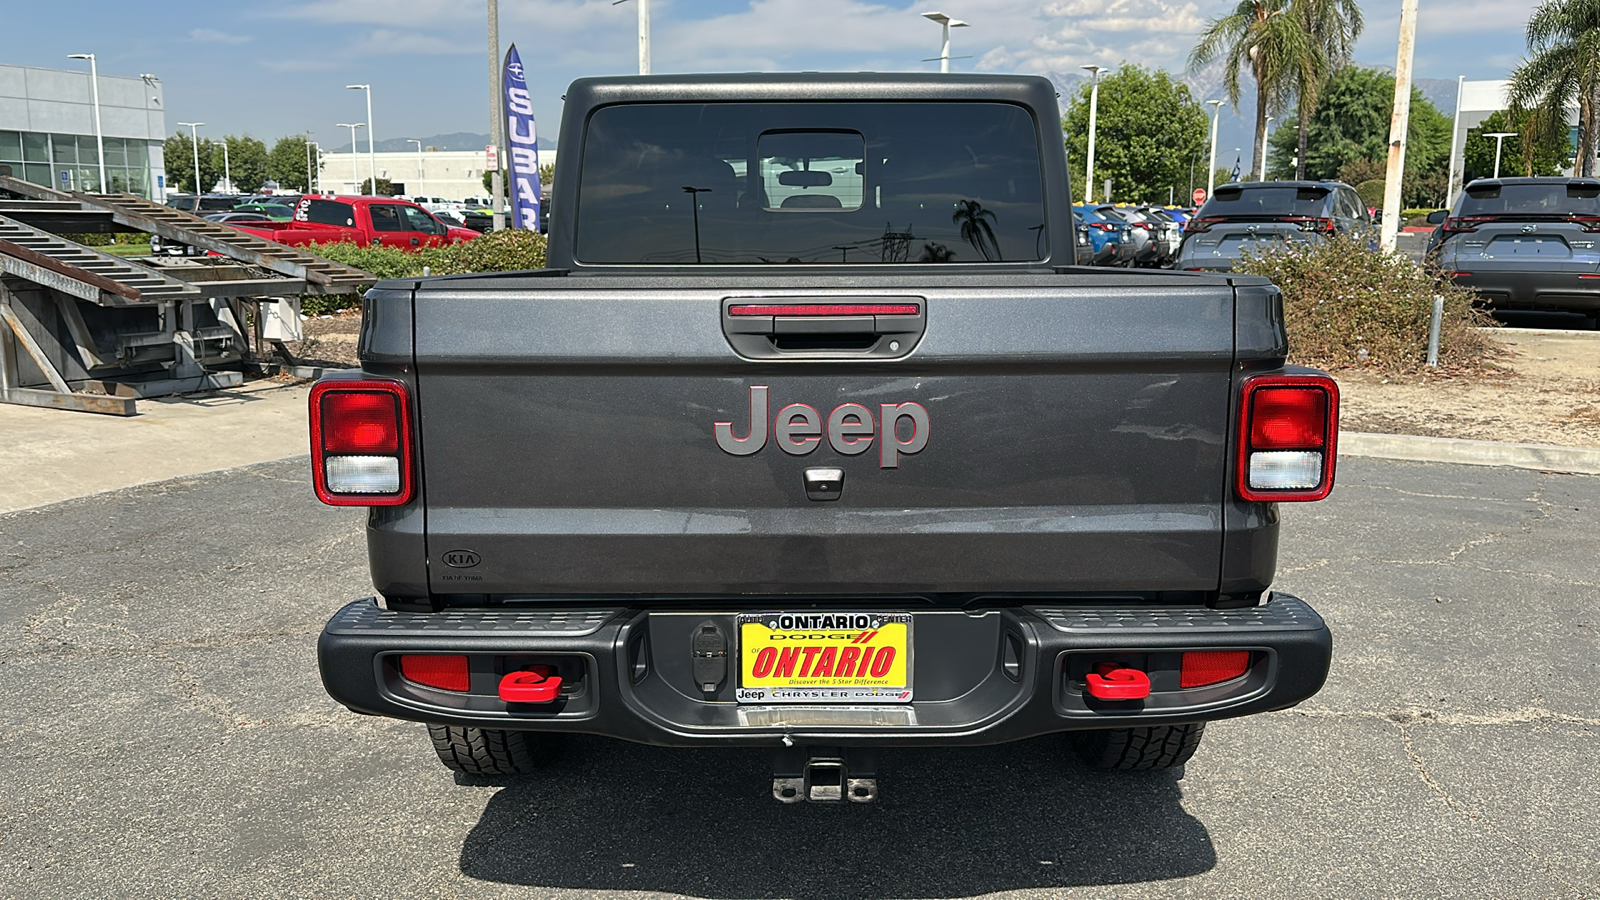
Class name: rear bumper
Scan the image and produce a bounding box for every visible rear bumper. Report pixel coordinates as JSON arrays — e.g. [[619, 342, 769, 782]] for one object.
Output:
[[318, 592, 1332, 747], [1448, 270, 1600, 312]]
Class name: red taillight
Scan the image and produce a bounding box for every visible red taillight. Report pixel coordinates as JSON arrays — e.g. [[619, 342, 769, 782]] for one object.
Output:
[[1185, 217, 1221, 233], [1574, 217, 1600, 233], [1294, 217, 1335, 234], [728, 303, 919, 317], [1250, 388, 1328, 449], [400, 654, 470, 692], [1442, 217, 1484, 235], [320, 391, 400, 453], [1093, 222, 1119, 232], [309, 379, 413, 506], [1181, 651, 1251, 688], [1237, 373, 1338, 502]]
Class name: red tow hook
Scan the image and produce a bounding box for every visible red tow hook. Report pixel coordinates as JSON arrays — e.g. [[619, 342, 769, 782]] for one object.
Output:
[[1085, 663, 1151, 700], [498, 666, 563, 704]]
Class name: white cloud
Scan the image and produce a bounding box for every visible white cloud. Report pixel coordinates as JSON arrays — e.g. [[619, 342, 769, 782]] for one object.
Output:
[[189, 27, 252, 44]]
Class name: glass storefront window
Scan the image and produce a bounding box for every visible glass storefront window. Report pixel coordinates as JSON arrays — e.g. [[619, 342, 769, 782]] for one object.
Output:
[[51, 135, 77, 164], [0, 131, 21, 162], [77, 136, 99, 166], [127, 141, 149, 166], [22, 132, 48, 162], [104, 137, 126, 167], [24, 163, 50, 185]]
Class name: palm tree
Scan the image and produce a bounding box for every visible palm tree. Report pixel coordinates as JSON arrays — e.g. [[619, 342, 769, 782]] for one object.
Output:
[[1189, 0, 1315, 182], [1507, 0, 1600, 177], [1289, 0, 1363, 180], [951, 199, 1000, 261]]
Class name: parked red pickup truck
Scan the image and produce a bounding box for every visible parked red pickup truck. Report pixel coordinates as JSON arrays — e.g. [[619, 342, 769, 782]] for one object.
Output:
[[232, 195, 479, 249]]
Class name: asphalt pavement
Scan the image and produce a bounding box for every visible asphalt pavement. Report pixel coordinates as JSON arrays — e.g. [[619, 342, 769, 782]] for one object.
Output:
[[1, 456, 1597, 898]]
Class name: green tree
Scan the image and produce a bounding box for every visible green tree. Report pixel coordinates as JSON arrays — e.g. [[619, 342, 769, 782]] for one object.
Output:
[[359, 176, 397, 196], [1463, 110, 1570, 181], [1288, 0, 1364, 179], [1507, 0, 1600, 177], [267, 135, 314, 192], [1266, 67, 1453, 206], [163, 131, 223, 194], [1189, 0, 1313, 182], [221, 135, 268, 193], [1062, 64, 1209, 203]]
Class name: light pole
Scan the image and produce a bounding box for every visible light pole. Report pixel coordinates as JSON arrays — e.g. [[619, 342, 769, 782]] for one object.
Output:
[[347, 84, 376, 194], [488, 0, 505, 230], [407, 139, 423, 196], [1206, 100, 1224, 197], [1259, 115, 1274, 181], [612, 0, 650, 74], [1485, 132, 1517, 178], [177, 121, 204, 195], [67, 54, 106, 192], [921, 12, 970, 74], [337, 123, 364, 192], [1081, 64, 1109, 204], [304, 132, 315, 194], [220, 138, 231, 194]]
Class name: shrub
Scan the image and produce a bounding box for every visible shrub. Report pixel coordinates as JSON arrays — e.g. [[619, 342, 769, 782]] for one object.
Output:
[[299, 230, 548, 315], [1234, 234, 1500, 374]]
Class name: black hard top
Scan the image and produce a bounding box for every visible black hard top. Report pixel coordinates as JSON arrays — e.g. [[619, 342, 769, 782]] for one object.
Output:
[[1214, 180, 1354, 191], [560, 72, 1058, 110], [1464, 176, 1600, 187]]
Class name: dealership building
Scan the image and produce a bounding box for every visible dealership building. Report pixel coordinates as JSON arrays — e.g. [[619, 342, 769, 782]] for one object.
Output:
[[0, 63, 167, 198], [317, 147, 557, 201]]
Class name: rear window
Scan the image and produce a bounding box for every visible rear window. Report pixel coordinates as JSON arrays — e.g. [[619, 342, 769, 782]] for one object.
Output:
[[1199, 186, 1332, 218], [575, 102, 1048, 264], [1459, 182, 1600, 216], [298, 198, 356, 227]]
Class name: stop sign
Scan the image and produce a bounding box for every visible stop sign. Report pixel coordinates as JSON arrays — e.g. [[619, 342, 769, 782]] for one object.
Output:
[[1192, 188, 1207, 206]]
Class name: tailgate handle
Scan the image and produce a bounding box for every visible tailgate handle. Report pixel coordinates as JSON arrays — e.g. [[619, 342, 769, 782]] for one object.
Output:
[[723, 298, 926, 360]]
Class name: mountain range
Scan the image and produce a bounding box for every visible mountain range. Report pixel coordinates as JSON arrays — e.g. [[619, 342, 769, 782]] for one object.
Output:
[[325, 132, 556, 153]]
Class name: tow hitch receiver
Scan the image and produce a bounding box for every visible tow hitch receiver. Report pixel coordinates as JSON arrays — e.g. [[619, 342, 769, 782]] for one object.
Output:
[[773, 747, 879, 803], [498, 665, 563, 704]]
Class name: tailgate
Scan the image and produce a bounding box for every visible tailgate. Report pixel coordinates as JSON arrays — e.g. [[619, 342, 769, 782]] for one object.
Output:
[[411, 278, 1239, 597]]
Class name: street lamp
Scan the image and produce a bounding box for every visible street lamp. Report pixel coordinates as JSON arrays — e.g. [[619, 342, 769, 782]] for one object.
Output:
[[612, 0, 650, 74], [306, 139, 320, 195], [220, 139, 232, 194], [1081, 64, 1110, 204], [921, 12, 970, 74], [337, 123, 364, 193], [1259, 115, 1274, 181], [1484, 131, 1517, 179], [177, 121, 204, 195], [67, 54, 106, 192], [407, 139, 423, 196], [346, 84, 376, 194], [1205, 100, 1224, 197]]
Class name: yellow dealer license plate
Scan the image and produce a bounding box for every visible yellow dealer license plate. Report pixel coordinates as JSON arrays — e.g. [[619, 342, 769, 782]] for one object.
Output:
[[736, 612, 912, 704]]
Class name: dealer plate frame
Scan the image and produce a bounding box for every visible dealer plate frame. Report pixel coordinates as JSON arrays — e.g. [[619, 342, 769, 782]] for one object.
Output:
[[735, 612, 914, 704]]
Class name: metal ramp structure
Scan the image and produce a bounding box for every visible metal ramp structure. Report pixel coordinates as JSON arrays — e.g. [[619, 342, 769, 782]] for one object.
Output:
[[0, 174, 373, 416]]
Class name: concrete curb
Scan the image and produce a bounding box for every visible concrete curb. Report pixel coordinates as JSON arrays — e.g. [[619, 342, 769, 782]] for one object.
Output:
[[1341, 431, 1600, 475]]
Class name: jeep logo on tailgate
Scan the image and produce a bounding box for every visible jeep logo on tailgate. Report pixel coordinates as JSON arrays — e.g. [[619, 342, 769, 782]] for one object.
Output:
[[714, 385, 928, 468]]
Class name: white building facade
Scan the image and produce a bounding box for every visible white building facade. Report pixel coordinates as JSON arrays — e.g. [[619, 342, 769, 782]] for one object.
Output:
[[0, 64, 166, 198], [317, 148, 557, 201]]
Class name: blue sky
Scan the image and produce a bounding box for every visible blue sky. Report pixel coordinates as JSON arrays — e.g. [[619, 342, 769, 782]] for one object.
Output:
[[4, 0, 1533, 150]]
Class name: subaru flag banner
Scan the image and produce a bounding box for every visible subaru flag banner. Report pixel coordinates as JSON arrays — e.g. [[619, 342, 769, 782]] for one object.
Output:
[[502, 44, 541, 231]]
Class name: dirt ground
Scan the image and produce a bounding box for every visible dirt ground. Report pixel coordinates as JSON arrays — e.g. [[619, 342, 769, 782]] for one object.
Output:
[[288, 311, 1600, 449]]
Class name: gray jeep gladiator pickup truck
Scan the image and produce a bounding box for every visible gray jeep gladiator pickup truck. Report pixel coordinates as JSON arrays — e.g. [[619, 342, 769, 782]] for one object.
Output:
[[313, 73, 1337, 802]]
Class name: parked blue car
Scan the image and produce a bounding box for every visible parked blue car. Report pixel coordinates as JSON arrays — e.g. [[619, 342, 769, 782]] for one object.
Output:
[[1073, 204, 1133, 266]]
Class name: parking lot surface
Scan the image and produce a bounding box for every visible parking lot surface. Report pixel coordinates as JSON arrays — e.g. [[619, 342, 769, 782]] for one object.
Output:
[[1, 456, 1596, 898]]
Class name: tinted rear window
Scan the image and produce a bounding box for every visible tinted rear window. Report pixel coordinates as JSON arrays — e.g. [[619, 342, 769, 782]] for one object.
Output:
[[1199, 186, 1332, 218], [1459, 182, 1600, 216], [299, 198, 356, 227], [575, 102, 1047, 264]]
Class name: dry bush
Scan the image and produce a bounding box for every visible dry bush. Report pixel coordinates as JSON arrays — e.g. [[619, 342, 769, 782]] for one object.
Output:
[[1234, 233, 1501, 374]]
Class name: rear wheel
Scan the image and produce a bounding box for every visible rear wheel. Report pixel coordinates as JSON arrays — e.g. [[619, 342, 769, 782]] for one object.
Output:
[[1070, 723, 1205, 770], [427, 725, 563, 776]]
